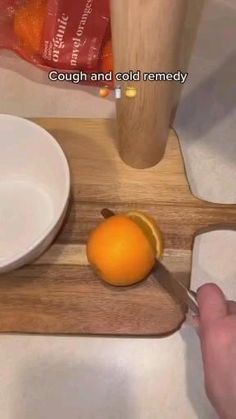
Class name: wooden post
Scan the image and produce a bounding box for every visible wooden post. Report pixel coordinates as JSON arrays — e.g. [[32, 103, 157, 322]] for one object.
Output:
[[110, 0, 188, 168]]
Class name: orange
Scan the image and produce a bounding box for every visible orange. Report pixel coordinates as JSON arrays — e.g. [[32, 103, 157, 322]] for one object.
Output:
[[126, 211, 163, 259], [101, 39, 113, 73], [99, 86, 110, 98], [87, 211, 163, 286], [14, 0, 47, 55]]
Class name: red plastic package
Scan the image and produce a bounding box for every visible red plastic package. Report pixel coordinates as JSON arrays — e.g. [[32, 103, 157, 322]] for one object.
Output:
[[0, 0, 112, 84]]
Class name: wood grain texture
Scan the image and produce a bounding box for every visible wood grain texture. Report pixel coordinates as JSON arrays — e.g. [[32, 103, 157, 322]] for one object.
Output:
[[110, 0, 188, 168], [0, 118, 235, 336]]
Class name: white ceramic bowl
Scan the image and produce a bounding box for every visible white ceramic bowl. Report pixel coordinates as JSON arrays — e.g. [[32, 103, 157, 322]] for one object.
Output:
[[0, 115, 70, 273]]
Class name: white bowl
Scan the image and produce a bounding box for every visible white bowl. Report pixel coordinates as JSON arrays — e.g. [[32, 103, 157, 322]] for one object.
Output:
[[0, 115, 70, 273]]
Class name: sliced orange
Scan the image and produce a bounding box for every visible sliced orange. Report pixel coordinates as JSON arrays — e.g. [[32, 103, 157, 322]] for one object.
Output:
[[126, 211, 164, 259], [87, 210, 163, 287]]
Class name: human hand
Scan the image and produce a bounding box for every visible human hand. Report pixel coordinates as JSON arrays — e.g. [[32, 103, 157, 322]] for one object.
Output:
[[197, 284, 236, 419]]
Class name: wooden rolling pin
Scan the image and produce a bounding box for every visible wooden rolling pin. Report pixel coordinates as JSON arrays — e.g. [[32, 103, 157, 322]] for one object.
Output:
[[110, 0, 188, 168]]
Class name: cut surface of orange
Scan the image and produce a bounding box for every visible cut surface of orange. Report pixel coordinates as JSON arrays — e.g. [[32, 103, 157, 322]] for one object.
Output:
[[126, 211, 164, 259]]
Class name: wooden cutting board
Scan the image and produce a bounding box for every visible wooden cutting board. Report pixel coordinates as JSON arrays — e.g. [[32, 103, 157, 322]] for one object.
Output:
[[0, 118, 235, 336]]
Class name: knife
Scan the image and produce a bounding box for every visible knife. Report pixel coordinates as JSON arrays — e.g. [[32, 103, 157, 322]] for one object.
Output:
[[101, 208, 199, 316], [152, 262, 199, 316]]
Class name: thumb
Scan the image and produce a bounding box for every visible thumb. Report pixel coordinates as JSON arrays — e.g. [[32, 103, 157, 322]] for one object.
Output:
[[197, 283, 227, 327]]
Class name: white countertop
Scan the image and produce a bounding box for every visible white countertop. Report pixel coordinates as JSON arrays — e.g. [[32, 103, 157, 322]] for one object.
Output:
[[2, 230, 236, 419], [0, 0, 235, 418]]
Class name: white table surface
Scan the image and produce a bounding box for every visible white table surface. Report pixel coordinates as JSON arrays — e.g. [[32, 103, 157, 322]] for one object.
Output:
[[2, 230, 236, 419], [0, 0, 235, 418]]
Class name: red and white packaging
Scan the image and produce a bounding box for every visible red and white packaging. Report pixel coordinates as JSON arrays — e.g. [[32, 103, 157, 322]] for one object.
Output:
[[0, 0, 111, 84]]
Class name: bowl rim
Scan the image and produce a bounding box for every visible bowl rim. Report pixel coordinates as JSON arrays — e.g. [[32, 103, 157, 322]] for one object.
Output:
[[0, 114, 71, 269]]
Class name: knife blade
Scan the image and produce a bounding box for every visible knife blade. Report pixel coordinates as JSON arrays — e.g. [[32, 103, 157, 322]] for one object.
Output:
[[152, 262, 199, 316]]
